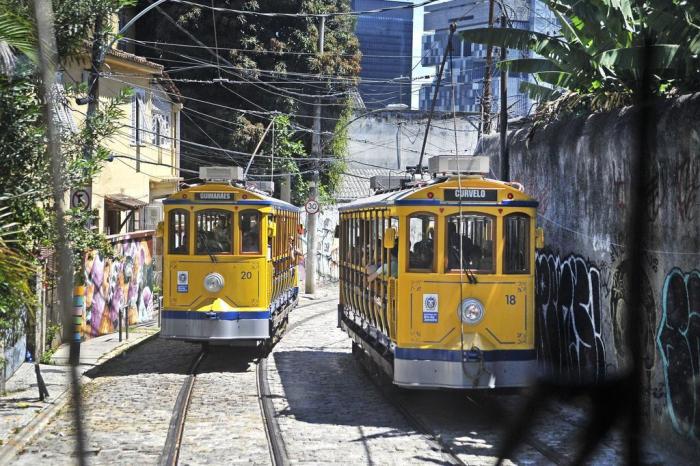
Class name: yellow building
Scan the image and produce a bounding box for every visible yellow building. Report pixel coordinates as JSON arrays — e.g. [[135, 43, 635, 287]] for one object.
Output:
[[61, 47, 183, 235]]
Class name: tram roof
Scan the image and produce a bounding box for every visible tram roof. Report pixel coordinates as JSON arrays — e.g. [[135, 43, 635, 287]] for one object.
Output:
[[163, 183, 301, 212], [337, 176, 537, 212]]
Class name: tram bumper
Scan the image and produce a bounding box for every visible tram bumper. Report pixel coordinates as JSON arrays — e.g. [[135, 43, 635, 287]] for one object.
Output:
[[393, 348, 537, 389], [160, 310, 270, 341]]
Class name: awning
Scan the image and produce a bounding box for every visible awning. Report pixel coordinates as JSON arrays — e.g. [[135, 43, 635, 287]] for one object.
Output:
[[105, 194, 148, 211]]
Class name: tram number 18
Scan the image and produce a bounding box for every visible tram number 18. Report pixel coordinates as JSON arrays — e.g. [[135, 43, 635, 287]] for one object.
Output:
[[505, 295, 516, 305], [241, 271, 252, 280]]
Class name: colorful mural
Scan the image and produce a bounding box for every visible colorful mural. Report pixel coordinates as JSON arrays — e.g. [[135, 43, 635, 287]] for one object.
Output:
[[83, 231, 156, 337]]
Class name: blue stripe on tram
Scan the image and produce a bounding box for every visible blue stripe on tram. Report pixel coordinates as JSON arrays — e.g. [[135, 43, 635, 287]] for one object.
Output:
[[162, 311, 270, 320], [394, 347, 536, 362]]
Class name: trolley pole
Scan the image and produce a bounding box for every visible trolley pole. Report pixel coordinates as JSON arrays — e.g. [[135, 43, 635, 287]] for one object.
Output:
[[499, 12, 509, 181], [305, 15, 325, 295]]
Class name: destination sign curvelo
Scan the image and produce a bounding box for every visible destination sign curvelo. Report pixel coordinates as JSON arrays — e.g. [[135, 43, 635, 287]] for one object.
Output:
[[194, 192, 234, 201], [444, 188, 498, 202]]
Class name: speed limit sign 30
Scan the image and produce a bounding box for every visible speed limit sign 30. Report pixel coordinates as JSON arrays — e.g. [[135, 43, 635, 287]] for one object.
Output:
[[304, 199, 320, 215]]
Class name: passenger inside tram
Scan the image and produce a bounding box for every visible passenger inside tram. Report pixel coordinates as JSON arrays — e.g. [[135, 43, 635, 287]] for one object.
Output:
[[367, 245, 398, 282], [409, 215, 434, 269], [240, 211, 260, 253]]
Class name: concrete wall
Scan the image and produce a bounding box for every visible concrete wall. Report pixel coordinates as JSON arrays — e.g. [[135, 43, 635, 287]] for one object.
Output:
[[476, 94, 700, 451], [1, 310, 26, 385], [300, 207, 340, 286], [347, 111, 479, 170]]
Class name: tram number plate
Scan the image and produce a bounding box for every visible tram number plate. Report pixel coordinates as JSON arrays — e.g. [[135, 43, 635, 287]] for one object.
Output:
[[422, 293, 439, 323]]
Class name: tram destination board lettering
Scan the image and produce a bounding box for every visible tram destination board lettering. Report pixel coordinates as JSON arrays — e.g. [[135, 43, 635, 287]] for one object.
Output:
[[444, 188, 497, 202], [194, 192, 234, 201]]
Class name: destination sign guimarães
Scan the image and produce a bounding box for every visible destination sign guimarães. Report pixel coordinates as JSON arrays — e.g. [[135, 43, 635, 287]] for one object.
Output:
[[444, 188, 498, 202], [194, 192, 234, 201]]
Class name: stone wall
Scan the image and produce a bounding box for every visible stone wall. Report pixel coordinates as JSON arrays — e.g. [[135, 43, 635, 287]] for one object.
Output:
[[476, 93, 700, 451]]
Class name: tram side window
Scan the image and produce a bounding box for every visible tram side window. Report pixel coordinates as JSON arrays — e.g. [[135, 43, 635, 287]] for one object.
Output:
[[240, 210, 261, 253], [446, 214, 495, 273], [408, 214, 435, 271], [196, 210, 232, 254], [504, 214, 530, 274], [168, 209, 189, 254]]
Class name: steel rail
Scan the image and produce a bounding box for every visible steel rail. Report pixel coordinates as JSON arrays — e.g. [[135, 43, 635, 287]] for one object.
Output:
[[257, 356, 289, 466], [159, 348, 207, 466], [257, 297, 337, 465], [464, 394, 568, 465], [355, 357, 467, 466]]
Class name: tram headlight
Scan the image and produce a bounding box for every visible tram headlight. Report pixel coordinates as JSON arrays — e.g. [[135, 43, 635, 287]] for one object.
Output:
[[459, 298, 484, 325], [203, 273, 225, 293]]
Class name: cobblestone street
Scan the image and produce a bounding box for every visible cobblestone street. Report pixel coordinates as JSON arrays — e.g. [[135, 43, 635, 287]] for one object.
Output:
[[14, 339, 200, 465], [7, 288, 693, 465]]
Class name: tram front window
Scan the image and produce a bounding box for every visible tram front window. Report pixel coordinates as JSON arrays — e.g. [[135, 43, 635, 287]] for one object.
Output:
[[408, 214, 435, 271], [446, 214, 494, 273], [240, 210, 261, 253], [168, 209, 189, 254], [504, 214, 530, 274], [196, 210, 233, 254]]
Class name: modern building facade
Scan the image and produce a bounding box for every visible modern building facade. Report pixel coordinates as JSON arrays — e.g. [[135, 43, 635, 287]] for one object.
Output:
[[419, 0, 557, 119], [351, 0, 414, 109]]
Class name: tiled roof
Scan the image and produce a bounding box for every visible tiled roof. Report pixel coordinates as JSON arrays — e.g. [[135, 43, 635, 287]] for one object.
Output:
[[106, 48, 164, 71], [335, 168, 389, 202]]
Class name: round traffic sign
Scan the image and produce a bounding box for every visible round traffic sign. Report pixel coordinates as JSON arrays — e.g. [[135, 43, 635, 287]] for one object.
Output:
[[71, 189, 91, 209], [304, 199, 320, 215]]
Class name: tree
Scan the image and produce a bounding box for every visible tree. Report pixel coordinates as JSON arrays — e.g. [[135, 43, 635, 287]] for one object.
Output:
[[0, 0, 133, 344], [133, 0, 361, 201], [461, 0, 700, 118]]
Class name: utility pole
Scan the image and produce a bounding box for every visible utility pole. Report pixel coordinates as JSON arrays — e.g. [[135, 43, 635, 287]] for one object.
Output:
[[32, 1, 87, 463], [305, 15, 325, 294], [481, 0, 496, 134], [499, 12, 509, 181]]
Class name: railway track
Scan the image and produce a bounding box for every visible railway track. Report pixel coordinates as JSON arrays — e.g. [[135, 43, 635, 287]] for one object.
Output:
[[157, 299, 335, 466], [160, 348, 208, 466]]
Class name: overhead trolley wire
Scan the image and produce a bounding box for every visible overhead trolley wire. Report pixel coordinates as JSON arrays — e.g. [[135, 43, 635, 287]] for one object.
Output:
[[169, 0, 441, 18]]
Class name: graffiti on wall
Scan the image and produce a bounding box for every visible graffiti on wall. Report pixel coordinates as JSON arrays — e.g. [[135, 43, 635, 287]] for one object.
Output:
[[84, 233, 156, 337], [656, 268, 700, 440], [535, 252, 606, 384], [300, 207, 339, 284], [609, 260, 657, 372]]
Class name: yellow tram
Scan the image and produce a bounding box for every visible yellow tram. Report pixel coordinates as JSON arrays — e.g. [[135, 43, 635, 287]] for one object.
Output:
[[160, 167, 301, 344], [338, 156, 542, 389]]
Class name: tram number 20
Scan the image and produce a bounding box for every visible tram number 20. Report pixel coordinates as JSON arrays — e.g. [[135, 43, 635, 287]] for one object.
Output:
[[241, 271, 252, 280], [505, 295, 517, 305]]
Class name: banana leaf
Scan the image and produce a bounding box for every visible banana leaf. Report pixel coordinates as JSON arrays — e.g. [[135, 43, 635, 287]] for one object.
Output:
[[519, 81, 562, 102]]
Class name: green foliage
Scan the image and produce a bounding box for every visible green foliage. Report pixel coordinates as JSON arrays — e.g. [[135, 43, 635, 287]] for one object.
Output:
[[0, 0, 133, 333], [319, 101, 351, 205], [461, 0, 700, 118], [269, 115, 310, 205], [0, 10, 35, 75], [135, 0, 360, 204]]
